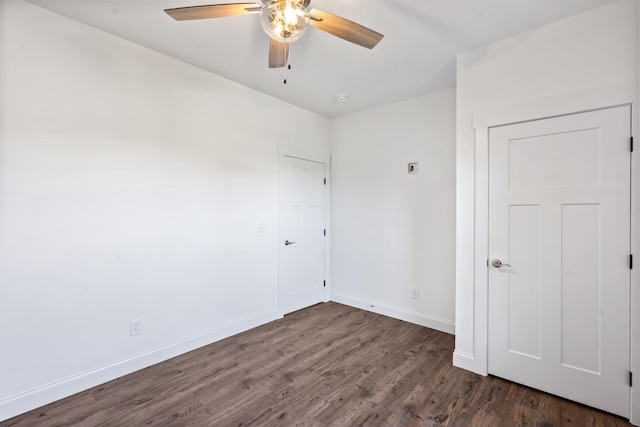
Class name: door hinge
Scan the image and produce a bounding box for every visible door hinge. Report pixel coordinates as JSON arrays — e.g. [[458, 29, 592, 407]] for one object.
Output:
[[323, 280, 326, 287], [631, 254, 633, 269], [324, 178, 326, 185], [487, 259, 489, 267], [631, 136, 634, 152], [630, 371, 633, 387], [324, 229, 326, 236]]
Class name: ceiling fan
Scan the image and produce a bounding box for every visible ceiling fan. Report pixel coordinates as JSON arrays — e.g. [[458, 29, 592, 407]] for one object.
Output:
[[164, 0, 384, 69]]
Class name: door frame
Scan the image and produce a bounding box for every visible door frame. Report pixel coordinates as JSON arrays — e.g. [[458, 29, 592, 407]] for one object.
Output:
[[469, 83, 639, 423], [277, 143, 331, 315]]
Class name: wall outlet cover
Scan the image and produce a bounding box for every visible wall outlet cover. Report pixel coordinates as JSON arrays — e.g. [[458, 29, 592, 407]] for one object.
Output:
[[130, 318, 142, 336]]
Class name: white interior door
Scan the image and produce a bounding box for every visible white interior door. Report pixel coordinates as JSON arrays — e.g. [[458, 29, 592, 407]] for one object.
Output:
[[488, 106, 631, 417], [278, 155, 326, 315]]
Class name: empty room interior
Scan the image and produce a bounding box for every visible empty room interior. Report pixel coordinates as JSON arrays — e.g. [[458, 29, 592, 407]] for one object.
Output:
[[1, 0, 640, 425]]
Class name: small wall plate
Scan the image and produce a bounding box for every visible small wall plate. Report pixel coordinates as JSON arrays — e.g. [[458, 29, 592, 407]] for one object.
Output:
[[408, 162, 418, 174]]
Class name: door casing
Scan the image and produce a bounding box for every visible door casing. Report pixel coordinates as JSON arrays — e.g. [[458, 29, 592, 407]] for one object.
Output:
[[466, 83, 639, 424]]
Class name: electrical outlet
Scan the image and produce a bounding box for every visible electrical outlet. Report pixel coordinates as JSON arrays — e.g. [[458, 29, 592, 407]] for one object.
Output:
[[411, 287, 419, 299], [130, 318, 142, 336]]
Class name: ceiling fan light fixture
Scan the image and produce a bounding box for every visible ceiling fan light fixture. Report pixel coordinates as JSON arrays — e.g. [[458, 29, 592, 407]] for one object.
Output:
[[259, 0, 310, 43]]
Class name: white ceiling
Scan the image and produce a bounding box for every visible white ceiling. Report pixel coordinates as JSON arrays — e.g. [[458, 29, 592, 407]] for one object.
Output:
[[25, 0, 618, 117]]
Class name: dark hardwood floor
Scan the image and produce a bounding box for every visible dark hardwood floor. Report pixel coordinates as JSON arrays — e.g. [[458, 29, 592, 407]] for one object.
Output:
[[2, 302, 632, 426]]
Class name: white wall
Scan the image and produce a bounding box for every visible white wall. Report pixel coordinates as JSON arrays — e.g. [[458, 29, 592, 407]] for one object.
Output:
[[330, 89, 456, 333], [0, 0, 329, 420], [455, 0, 638, 376]]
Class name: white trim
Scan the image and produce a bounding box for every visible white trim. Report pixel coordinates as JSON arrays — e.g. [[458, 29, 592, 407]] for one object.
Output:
[[470, 82, 639, 423], [331, 292, 456, 335], [474, 125, 490, 377], [453, 350, 476, 371], [277, 143, 330, 164], [630, 100, 639, 426], [473, 81, 638, 130], [325, 155, 331, 303], [0, 310, 281, 422]]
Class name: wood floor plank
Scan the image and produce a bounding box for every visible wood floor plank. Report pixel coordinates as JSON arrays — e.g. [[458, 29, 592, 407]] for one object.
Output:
[[1, 302, 632, 426]]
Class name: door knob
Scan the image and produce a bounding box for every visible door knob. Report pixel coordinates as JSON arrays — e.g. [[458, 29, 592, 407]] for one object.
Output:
[[492, 259, 511, 268], [284, 240, 296, 246]]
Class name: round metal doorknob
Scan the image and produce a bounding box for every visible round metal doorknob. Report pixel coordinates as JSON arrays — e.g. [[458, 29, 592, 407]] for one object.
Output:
[[492, 259, 511, 268], [284, 240, 296, 246]]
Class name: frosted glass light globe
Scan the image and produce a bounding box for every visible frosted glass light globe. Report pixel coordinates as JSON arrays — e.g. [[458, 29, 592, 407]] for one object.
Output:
[[259, 0, 310, 43]]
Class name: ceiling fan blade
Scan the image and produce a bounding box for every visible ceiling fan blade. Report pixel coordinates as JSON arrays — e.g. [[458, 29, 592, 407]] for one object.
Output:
[[308, 9, 383, 49], [269, 39, 289, 68], [165, 3, 261, 21], [302, 0, 311, 7]]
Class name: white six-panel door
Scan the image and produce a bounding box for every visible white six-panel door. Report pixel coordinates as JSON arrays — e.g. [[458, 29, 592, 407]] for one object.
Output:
[[278, 155, 326, 315], [488, 106, 631, 417]]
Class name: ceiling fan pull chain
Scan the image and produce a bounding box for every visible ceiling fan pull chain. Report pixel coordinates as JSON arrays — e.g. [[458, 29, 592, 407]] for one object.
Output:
[[283, 41, 291, 84]]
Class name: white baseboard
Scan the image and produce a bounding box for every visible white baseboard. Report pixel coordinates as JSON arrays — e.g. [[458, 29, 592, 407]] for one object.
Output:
[[330, 292, 455, 335], [452, 350, 476, 372], [0, 310, 281, 422]]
